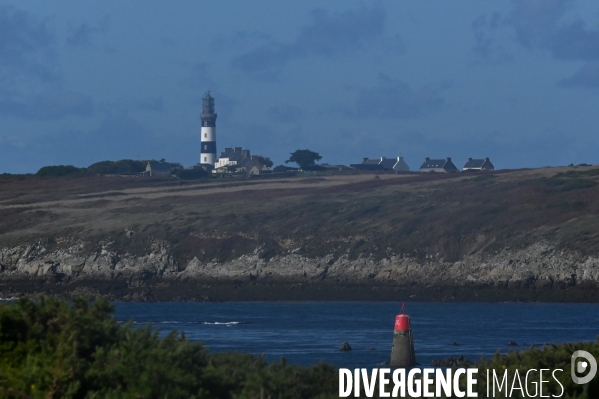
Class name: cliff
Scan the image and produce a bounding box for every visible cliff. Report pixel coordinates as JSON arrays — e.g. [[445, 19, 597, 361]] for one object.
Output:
[[1, 166, 599, 301]]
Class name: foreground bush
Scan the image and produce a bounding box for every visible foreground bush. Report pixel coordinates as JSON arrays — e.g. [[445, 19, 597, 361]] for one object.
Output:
[[472, 340, 599, 398], [0, 297, 338, 399]]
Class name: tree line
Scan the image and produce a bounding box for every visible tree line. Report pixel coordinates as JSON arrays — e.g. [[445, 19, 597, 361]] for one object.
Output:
[[32, 149, 323, 178]]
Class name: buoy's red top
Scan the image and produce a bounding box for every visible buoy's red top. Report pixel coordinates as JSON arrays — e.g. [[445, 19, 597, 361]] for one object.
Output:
[[394, 314, 410, 331], [394, 303, 410, 331]]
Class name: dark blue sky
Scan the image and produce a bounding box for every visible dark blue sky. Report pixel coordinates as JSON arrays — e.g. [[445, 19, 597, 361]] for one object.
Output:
[[1, 1, 599, 173]]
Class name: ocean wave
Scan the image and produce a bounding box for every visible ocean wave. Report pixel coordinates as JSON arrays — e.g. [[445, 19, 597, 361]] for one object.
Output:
[[202, 321, 247, 326], [116, 320, 248, 326], [0, 297, 18, 301]]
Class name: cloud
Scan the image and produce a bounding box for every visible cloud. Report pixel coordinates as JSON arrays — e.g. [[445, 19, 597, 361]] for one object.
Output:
[[471, 1, 599, 86], [558, 62, 599, 87], [344, 74, 445, 119], [66, 17, 109, 48], [549, 21, 599, 61], [0, 5, 57, 82], [0, 91, 93, 121], [470, 2, 575, 58], [471, 13, 513, 63], [210, 30, 271, 52], [267, 105, 304, 123], [231, 3, 386, 78], [509, 0, 573, 50]]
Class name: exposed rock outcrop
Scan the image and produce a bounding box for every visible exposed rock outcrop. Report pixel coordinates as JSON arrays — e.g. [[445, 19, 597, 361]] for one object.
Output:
[[1, 240, 598, 301]]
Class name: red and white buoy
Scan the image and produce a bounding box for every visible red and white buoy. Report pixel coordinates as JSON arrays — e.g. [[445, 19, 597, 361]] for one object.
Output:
[[390, 303, 416, 367]]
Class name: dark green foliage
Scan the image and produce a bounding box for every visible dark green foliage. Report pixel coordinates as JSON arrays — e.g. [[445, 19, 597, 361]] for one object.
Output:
[[86, 159, 147, 175], [36, 165, 83, 177], [285, 149, 322, 169], [175, 168, 208, 180], [0, 297, 338, 399], [35, 159, 181, 178], [471, 340, 599, 398], [253, 156, 273, 168]]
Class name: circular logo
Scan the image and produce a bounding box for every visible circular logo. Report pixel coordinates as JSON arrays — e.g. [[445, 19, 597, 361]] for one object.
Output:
[[571, 350, 597, 384]]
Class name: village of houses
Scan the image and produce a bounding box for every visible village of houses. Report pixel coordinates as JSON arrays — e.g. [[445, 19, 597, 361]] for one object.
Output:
[[144, 147, 495, 178]]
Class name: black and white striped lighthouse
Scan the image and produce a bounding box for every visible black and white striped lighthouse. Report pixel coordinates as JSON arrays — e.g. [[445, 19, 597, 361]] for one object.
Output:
[[200, 91, 217, 166]]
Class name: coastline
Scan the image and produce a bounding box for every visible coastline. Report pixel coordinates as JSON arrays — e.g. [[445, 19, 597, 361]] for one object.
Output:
[[3, 168, 599, 303], [2, 278, 598, 302]]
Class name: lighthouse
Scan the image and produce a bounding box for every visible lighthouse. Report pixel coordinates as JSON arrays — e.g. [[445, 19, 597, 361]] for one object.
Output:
[[200, 91, 217, 166]]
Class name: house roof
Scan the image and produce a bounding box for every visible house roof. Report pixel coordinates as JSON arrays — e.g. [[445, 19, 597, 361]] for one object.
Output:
[[218, 147, 250, 163], [380, 158, 397, 170], [421, 159, 447, 169], [219, 148, 235, 159], [420, 158, 459, 171], [319, 164, 352, 171], [350, 163, 385, 171], [362, 158, 381, 165], [237, 156, 253, 168], [463, 158, 493, 169], [464, 159, 485, 168]]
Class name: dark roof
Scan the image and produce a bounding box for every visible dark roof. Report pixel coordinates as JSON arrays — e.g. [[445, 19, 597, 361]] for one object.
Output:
[[463, 158, 494, 169], [218, 147, 250, 163], [419, 158, 459, 172], [229, 152, 243, 162], [237, 156, 254, 168], [148, 162, 171, 172], [380, 159, 397, 170], [219, 147, 235, 159], [420, 159, 446, 169], [319, 164, 353, 171], [350, 163, 385, 171], [464, 159, 485, 168], [362, 158, 381, 165]]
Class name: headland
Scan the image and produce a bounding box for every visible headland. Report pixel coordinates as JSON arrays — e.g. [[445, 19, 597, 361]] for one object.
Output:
[[1, 165, 599, 302]]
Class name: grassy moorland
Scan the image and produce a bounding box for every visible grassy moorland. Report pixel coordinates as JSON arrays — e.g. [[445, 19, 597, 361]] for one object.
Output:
[[1, 165, 599, 266]]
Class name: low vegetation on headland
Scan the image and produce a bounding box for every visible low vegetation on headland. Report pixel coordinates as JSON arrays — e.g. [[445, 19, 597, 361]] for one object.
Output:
[[2, 164, 599, 301], [0, 297, 597, 398]]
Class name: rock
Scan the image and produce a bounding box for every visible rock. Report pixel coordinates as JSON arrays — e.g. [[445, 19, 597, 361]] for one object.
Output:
[[507, 341, 518, 346], [339, 342, 352, 351], [2, 239, 599, 301], [430, 356, 473, 367], [431, 357, 456, 367]]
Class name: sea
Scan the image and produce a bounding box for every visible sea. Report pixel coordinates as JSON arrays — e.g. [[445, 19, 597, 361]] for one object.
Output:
[[114, 302, 599, 369]]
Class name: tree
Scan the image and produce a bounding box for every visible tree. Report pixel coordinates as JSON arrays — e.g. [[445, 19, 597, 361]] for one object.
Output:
[[285, 149, 322, 169], [254, 156, 273, 168]]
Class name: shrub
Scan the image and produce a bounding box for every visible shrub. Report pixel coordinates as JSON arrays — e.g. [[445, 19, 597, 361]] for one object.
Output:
[[87, 159, 147, 175], [35, 165, 83, 177]]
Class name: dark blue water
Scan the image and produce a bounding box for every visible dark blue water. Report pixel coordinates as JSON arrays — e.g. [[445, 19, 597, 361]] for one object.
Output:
[[114, 302, 599, 369]]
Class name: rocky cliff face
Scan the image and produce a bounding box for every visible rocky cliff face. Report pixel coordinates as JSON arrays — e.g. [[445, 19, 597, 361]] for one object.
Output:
[[1, 240, 598, 301]]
